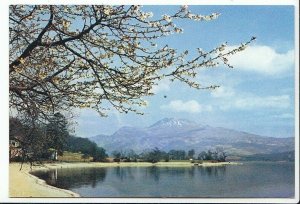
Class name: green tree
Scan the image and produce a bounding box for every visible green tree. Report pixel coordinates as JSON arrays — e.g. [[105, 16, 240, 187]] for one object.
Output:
[[198, 151, 207, 160], [143, 147, 162, 163], [112, 150, 122, 159], [168, 149, 177, 160], [188, 149, 195, 159], [81, 153, 90, 161], [65, 135, 107, 161], [168, 149, 186, 160], [12, 117, 49, 166], [215, 147, 227, 162], [45, 112, 69, 155], [126, 149, 139, 161], [206, 150, 213, 160], [92, 146, 107, 162]]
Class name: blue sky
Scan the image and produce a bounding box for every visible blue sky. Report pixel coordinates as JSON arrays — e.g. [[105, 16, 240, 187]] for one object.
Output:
[[75, 5, 295, 138]]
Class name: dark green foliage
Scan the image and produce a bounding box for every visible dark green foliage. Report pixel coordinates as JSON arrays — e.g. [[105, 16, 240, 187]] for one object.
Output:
[[126, 149, 139, 161], [9, 117, 25, 141], [9, 115, 107, 163], [46, 113, 69, 154], [45, 113, 69, 155], [112, 150, 122, 159], [65, 136, 107, 161], [10, 114, 70, 162], [160, 151, 169, 162], [168, 149, 186, 160], [111, 149, 139, 162], [92, 146, 107, 162], [137, 148, 168, 163], [187, 149, 195, 159], [108, 147, 229, 163], [142, 147, 163, 163], [81, 153, 90, 160], [206, 150, 213, 160], [197, 148, 227, 162], [198, 151, 207, 160], [10, 116, 50, 162]]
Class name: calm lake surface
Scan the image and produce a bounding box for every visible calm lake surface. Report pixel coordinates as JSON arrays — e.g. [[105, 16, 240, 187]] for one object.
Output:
[[32, 162, 294, 198]]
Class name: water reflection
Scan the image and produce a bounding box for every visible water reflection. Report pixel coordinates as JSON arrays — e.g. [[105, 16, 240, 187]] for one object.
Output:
[[114, 166, 135, 181], [198, 166, 226, 177], [188, 166, 195, 178], [145, 166, 160, 182], [143, 166, 226, 182], [33, 167, 107, 189], [31, 163, 294, 198], [37, 166, 228, 187], [33, 165, 227, 188]]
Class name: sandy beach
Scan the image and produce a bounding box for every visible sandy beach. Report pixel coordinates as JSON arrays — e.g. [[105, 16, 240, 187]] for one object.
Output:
[[9, 161, 240, 198], [9, 163, 80, 198]]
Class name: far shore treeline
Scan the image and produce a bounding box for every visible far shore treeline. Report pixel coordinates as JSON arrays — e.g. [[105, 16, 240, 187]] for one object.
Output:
[[9, 115, 228, 164], [10, 115, 294, 165], [10, 115, 107, 163]]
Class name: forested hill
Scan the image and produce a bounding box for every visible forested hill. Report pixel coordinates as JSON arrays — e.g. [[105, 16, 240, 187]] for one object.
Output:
[[65, 135, 107, 161]]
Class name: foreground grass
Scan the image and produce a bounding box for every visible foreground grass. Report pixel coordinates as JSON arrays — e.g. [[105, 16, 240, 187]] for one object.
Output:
[[58, 151, 93, 162]]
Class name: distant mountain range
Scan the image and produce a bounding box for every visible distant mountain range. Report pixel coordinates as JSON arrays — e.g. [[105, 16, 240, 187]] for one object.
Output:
[[89, 118, 294, 156]]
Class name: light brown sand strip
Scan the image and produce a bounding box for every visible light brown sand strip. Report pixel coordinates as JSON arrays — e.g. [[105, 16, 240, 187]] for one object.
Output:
[[9, 163, 79, 197]]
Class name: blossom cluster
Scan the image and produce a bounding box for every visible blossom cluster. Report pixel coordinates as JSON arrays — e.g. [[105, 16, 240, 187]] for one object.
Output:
[[9, 5, 254, 119]]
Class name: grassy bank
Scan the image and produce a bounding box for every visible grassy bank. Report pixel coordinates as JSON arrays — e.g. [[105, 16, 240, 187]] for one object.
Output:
[[38, 161, 240, 169]]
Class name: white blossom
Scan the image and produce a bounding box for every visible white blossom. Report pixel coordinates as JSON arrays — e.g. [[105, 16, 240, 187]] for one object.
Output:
[[181, 5, 188, 11], [140, 13, 147, 21], [174, 27, 183, 33], [211, 13, 220, 20], [103, 6, 112, 15], [219, 43, 227, 51], [197, 48, 204, 54], [163, 15, 172, 22], [62, 20, 70, 28], [146, 12, 153, 18], [132, 5, 141, 14], [239, 44, 247, 51]]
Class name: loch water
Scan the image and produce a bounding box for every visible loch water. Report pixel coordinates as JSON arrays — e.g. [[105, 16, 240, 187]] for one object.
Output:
[[32, 161, 294, 198]]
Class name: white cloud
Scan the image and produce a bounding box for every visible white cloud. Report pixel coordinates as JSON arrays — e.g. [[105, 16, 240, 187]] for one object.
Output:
[[213, 90, 292, 111], [161, 100, 212, 113], [151, 79, 171, 93], [227, 45, 294, 75], [234, 95, 290, 109], [211, 86, 235, 98]]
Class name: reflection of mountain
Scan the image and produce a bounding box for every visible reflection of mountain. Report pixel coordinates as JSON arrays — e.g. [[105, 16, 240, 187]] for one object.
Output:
[[89, 118, 294, 156]]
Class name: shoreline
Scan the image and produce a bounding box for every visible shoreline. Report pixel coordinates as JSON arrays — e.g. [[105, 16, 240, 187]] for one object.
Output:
[[9, 161, 240, 198], [9, 163, 80, 198]]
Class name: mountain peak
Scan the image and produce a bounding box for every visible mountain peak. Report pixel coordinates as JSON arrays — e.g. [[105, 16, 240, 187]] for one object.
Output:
[[88, 117, 294, 155], [149, 118, 197, 128]]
